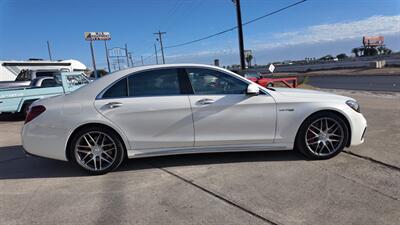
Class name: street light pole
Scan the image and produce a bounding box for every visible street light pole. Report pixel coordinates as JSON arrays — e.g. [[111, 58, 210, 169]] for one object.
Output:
[[47, 40, 53, 61], [125, 43, 130, 68], [154, 30, 166, 64], [104, 40, 111, 73], [128, 52, 134, 67], [89, 40, 98, 79], [234, 0, 246, 71]]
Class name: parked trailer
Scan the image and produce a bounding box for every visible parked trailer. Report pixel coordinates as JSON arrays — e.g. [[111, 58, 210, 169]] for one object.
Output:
[[0, 59, 87, 81]]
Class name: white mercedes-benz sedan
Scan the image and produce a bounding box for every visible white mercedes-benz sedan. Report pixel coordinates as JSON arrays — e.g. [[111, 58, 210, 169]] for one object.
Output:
[[22, 64, 367, 174]]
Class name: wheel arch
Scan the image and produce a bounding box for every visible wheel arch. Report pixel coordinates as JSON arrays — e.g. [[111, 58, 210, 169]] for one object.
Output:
[[295, 109, 352, 147], [65, 123, 128, 161], [18, 98, 39, 112]]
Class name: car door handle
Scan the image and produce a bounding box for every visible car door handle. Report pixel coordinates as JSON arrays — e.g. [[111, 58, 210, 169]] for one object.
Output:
[[197, 98, 215, 105], [106, 102, 123, 109]]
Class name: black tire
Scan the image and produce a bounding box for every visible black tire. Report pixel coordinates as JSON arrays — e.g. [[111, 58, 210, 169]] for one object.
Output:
[[295, 112, 349, 160], [69, 126, 125, 175], [21, 102, 31, 118]]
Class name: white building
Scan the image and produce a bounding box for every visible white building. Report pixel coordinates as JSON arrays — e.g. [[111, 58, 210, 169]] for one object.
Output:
[[0, 59, 87, 81]]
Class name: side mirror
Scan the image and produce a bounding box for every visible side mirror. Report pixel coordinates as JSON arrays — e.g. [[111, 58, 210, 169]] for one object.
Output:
[[246, 83, 260, 95]]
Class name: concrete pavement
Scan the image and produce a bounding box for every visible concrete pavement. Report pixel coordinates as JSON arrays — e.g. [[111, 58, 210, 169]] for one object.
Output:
[[0, 89, 399, 225]]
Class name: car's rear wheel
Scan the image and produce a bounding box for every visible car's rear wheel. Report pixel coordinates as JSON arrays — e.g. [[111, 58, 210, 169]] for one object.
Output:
[[296, 112, 349, 159], [70, 126, 125, 175]]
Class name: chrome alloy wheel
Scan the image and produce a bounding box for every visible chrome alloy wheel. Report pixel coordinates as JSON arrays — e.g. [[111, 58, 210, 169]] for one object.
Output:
[[74, 131, 117, 172], [305, 117, 344, 156]]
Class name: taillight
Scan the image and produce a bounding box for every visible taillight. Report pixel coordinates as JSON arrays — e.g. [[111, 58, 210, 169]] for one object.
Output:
[[25, 105, 46, 124]]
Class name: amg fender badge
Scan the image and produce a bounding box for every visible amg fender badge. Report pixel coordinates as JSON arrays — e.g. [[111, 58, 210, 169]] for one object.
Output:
[[279, 108, 294, 112]]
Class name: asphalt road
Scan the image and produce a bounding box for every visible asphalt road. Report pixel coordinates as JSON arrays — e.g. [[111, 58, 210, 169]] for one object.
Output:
[[307, 75, 400, 92], [1, 90, 399, 225]]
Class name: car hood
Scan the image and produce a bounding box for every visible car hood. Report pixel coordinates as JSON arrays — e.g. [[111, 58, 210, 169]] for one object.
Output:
[[272, 88, 353, 101]]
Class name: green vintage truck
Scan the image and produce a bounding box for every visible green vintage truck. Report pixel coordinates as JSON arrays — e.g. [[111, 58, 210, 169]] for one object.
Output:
[[0, 72, 90, 116]]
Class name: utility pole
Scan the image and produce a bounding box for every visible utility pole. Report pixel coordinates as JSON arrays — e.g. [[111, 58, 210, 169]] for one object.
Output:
[[141, 56, 144, 65], [154, 30, 166, 64], [89, 40, 98, 79], [47, 40, 53, 61], [154, 43, 159, 64], [234, 0, 246, 71], [104, 40, 111, 73], [125, 43, 130, 67]]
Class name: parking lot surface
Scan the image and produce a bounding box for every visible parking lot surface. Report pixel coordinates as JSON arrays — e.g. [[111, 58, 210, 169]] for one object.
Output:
[[1, 89, 399, 225]]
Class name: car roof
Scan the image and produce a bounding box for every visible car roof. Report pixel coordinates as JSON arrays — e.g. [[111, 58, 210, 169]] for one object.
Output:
[[112, 63, 223, 75]]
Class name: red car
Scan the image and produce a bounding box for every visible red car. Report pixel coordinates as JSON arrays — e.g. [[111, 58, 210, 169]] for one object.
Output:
[[244, 72, 271, 87], [244, 72, 298, 88]]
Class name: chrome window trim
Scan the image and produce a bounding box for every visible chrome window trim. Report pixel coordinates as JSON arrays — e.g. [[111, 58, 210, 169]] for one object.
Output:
[[96, 66, 270, 100]]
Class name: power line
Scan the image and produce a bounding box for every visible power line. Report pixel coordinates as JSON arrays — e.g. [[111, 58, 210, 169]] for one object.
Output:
[[135, 0, 307, 65], [243, 0, 306, 26], [164, 0, 307, 49]]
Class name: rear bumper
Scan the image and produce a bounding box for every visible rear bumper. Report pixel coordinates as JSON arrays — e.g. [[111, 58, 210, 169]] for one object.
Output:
[[21, 120, 70, 161]]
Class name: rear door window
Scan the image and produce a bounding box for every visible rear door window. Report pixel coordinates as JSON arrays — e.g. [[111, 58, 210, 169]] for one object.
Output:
[[128, 69, 181, 97], [186, 68, 248, 95]]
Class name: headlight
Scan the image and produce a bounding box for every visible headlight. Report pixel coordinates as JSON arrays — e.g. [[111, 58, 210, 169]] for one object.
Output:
[[346, 100, 360, 112]]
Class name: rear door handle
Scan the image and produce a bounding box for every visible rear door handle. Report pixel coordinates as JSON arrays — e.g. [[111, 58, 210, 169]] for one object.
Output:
[[106, 102, 123, 109], [197, 98, 215, 105]]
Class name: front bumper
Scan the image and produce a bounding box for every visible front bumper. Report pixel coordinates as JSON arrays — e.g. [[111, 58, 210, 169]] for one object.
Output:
[[349, 112, 367, 146]]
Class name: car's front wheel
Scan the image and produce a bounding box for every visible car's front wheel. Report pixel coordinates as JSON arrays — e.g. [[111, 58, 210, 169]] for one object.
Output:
[[69, 126, 125, 175], [296, 112, 349, 159]]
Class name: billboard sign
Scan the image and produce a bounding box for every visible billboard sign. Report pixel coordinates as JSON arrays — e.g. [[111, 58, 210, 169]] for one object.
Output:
[[363, 36, 384, 46], [85, 32, 111, 41]]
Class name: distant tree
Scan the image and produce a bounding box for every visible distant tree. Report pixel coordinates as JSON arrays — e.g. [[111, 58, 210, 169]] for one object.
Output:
[[351, 48, 360, 57], [245, 54, 253, 68], [364, 47, 379, 56], [336, 53, 348, 60], [378, 46, 392, 55]]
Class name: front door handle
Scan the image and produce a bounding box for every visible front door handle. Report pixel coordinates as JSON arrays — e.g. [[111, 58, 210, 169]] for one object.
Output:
[[197, 98, 215, 105], [106, 102, 123, 109]]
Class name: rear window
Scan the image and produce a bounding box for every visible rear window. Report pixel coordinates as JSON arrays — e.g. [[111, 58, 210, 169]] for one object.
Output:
[[102, 78, 128, 98], [15, 70, 31, 81], [36, 71, 56, 77], [128, 69, 180, 97], [41, 79, 60, 87]]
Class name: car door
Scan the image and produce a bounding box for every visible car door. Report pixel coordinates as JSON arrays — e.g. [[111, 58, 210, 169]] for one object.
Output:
[[186, 68, 276, 147], [94, 68, 194, 150]]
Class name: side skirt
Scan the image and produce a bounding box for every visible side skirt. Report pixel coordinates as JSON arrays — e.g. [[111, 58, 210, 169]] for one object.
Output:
[[127, 143, 293, 159]]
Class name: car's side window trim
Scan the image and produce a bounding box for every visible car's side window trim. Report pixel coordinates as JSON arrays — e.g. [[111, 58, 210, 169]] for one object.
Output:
[[183, 67, 268, 96], [179, 68, 194, 95], [96, 67, 270, 100], [97, 68, 187, 100]]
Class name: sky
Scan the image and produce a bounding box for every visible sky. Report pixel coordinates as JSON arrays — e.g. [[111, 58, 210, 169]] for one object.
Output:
[[0, 0, 399, 69]]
